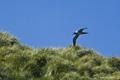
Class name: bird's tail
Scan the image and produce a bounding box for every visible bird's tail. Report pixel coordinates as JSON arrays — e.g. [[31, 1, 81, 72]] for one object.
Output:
[[82, 32, 88, 34]]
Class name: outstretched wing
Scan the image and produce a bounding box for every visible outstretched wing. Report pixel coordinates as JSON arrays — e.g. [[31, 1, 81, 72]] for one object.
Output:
[[73, 34, 79, 46], [78, 28, 88, 32]]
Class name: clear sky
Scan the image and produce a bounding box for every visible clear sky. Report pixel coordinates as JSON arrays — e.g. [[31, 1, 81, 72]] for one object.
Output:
[[0, 0, 120, 57]]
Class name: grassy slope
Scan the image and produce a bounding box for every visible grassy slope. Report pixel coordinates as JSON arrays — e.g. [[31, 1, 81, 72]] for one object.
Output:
[[0, 31, 120, 80]]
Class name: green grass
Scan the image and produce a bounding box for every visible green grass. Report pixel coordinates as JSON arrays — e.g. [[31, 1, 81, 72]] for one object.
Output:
[[0, 31, 120, 80]]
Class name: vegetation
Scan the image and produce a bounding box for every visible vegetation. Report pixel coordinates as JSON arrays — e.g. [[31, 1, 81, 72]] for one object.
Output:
[[0, 31, 120, 80]]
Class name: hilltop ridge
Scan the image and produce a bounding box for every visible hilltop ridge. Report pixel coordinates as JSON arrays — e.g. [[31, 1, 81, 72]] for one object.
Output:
[[0, 31, 120, 80]]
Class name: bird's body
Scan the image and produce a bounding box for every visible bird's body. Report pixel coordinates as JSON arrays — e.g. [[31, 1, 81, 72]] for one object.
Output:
[[73, 28, 88, 46]]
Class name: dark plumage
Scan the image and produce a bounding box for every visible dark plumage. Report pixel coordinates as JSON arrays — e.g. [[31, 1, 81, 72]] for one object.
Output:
[[72, 28, 88, 46]]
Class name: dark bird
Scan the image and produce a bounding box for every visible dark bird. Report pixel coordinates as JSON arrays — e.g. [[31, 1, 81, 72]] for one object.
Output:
[[72, 28, 88, 46]]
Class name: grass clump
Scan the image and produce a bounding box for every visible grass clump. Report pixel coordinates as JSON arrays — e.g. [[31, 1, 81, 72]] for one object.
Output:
[[0, 31, 120, 80]]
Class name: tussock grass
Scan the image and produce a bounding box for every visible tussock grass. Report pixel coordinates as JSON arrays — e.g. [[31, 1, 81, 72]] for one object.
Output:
[[0, 31, 120, 80]]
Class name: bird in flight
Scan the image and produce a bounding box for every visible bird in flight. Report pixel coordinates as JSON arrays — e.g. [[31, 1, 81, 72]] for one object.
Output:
[[72, 28, 88, 46]]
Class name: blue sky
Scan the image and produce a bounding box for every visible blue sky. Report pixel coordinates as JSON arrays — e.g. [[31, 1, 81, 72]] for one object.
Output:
[[0, 0, 120, 57]]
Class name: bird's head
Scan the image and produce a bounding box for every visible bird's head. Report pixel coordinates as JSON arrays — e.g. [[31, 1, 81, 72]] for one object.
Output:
[[72, 31, 78, 35]]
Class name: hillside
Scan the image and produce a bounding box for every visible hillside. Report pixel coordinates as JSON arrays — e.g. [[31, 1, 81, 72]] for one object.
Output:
[[0, 31, 120, 80]]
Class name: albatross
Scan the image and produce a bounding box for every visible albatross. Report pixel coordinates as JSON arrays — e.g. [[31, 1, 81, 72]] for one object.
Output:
[[72, 28, 88, 46]]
